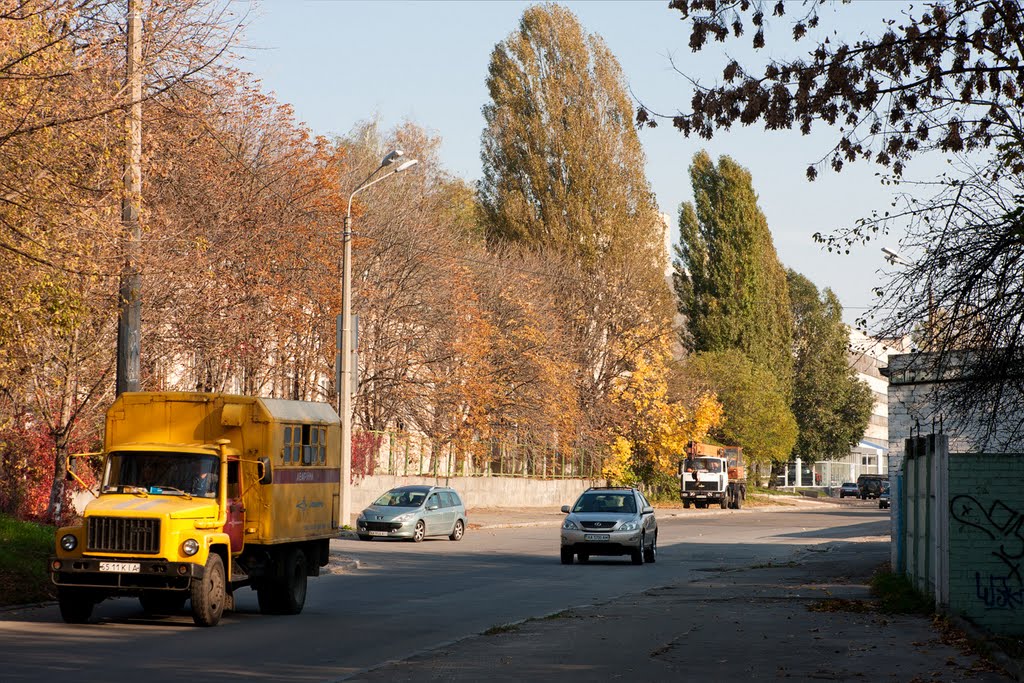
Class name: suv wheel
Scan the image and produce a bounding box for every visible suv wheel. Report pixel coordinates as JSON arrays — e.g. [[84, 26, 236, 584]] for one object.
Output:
[[560, 548, 574, 565], [643, 533, 657, 563], [631, 534, 645, 565]]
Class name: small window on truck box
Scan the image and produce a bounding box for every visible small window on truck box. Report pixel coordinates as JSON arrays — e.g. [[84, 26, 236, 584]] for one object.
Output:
[[281, 424, 328, 466]]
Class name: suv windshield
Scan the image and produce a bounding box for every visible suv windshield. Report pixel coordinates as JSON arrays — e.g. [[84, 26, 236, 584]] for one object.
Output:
[[572, 492, 636, 514], [373, 489, 427, 507]]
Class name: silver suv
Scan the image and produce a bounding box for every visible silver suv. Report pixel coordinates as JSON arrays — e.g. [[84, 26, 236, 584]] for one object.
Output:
[[559, 487, 657, 565]]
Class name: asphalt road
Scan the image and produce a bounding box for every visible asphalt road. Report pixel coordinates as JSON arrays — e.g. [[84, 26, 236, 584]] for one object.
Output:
[[0, 504, 891, 682]]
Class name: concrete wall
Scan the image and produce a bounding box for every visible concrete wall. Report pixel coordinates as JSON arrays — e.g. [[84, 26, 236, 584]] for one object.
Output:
[[947, 453, 1024, 634], [349, 475, 600, 518]]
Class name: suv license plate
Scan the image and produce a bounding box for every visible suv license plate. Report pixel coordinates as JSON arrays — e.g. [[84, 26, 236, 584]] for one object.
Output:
[[584, 534, 610, 541], [99, 562, 140, 573], [368, 531, 389, 537]]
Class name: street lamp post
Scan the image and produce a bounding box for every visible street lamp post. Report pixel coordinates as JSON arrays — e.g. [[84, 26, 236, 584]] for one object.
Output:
[[338, 151, 419, 527]]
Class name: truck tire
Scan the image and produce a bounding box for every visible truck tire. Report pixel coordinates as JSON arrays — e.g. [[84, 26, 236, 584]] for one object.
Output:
[[57, 587, 95, 624], [279, 548, 308, 615], [139, 591, 187, 615], [682, 500, 691, 509], [720, 495, 728, 509], [257, 548, 308, 615], [191, 553, 226, 627], [735, 490, 744, 509]]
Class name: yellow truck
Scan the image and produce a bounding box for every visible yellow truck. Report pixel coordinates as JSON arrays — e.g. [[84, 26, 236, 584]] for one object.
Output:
[[50, 392, 342, 626]]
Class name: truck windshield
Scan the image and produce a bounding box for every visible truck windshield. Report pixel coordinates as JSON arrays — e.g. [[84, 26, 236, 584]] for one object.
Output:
[[684, 458, 722, 473], [103, 451, 219, 498]]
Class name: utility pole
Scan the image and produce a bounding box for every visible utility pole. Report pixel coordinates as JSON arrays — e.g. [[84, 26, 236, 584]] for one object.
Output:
[[116, 0, 143, 395]]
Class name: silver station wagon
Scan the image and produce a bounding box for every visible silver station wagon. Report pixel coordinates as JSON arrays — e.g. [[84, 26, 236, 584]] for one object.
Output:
[[356, 485, 467, 542]]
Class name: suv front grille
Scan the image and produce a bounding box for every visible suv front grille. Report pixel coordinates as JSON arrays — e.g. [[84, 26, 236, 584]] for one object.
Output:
[[87, 516, 160, 554], [580, 521, 617, 531]]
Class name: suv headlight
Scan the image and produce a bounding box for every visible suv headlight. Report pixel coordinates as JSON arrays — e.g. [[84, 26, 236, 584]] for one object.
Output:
[[182, 539, 200, 556], [60, 533, 78, 551], [562, 518, 578, 530], [618, 520, 640, 532]]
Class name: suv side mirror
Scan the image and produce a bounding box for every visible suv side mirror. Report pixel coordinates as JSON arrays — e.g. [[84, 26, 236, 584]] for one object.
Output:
[[560, 505, 570, 514]]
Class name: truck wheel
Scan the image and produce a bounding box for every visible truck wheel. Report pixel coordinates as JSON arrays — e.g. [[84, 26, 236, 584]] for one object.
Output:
[[720, 495, 729, 509], [139, 591, 187, 615], [58, 587, 95, 624], [735, 491, 743, 510], [358, 534, 372, 541], [682, 500, 691, 509], [191, 553, 226, 627], [279, 548, 308, 615]]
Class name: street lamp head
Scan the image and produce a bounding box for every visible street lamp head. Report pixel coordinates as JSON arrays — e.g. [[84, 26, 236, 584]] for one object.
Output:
[[881, 246, 909, 266], [395, 159, 419, 173], [381, 149, 404, 167]]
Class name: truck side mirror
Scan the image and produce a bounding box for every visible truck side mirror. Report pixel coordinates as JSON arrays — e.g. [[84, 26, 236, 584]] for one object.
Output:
[[258, 457, 272, 485]]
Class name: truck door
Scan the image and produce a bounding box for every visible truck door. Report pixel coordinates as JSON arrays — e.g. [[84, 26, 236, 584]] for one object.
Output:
[[224, 460, 245, 553]]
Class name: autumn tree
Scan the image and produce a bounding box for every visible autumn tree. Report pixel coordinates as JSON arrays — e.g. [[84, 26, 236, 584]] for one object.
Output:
[[683, 349, 797, 470], [642, 0, 1024, 444], [788, 270, 873, 464], [480, 3, 676, 469], [675, 151, 793, 394]]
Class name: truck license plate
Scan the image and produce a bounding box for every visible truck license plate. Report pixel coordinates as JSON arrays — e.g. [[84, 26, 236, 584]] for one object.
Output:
[[368, 531, 389, 537], [584, 534, 610, 541], [99, 562, 140, 573]]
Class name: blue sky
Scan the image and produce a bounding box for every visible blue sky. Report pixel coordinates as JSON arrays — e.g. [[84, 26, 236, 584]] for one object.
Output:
[[239, 0, 913, 326]]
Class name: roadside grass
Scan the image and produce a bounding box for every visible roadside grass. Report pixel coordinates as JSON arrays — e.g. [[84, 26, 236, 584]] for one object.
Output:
[[483, 623, 520, 635], [870, 566, 933, 615], [0, 514, 56, 606]]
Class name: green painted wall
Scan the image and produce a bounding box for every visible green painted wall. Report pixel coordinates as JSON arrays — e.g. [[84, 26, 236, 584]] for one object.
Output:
[[948, 454, 1024, 635]]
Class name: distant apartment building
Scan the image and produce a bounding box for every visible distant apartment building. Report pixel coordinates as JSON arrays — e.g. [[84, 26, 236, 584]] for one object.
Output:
[[808, 330, 908, 486]]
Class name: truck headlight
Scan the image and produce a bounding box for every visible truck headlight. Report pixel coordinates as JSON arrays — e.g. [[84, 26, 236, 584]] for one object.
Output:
[[182, 539, 200, 556], [60, 534, 78, 551]]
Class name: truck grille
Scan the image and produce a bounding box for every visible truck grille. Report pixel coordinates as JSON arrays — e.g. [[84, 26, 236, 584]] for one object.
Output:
[[684, 480, 716, 491], [87, 517, 161, 554]]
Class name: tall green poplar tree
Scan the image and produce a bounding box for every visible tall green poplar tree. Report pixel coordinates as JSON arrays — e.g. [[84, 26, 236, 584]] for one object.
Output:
[[479, 3, 665, 272], [788, 270, 874, 463], [675, 152, 794, 395], [479, 3, 675, 461]]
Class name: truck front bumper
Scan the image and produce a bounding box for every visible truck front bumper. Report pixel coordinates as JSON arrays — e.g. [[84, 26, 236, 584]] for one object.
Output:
[[50, 556, 203, 591]]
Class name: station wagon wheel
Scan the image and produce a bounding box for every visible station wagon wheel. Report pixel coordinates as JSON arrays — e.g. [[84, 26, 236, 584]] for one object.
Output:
[[449, 519, 465, 541], [412, 520, 426, 543]]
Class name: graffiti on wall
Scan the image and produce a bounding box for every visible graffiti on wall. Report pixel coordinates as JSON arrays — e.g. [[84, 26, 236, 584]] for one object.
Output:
[[950, 495, 1024, 609]]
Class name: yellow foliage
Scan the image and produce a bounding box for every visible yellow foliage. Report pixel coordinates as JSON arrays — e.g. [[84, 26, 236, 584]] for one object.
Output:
[[606, 330, 723, 486]]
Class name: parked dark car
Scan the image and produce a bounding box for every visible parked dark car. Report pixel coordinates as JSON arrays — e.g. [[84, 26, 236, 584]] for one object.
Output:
[[857, 474, 888, 500], [838, 482, 859, 499]]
